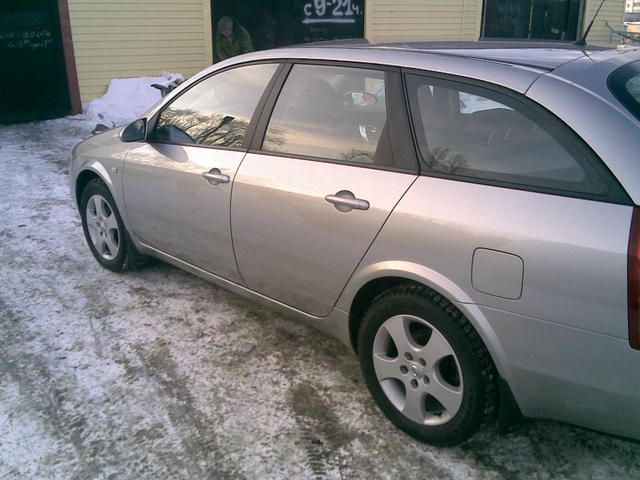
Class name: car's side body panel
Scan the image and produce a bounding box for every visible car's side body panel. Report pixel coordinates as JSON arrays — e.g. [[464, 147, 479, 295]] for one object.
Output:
[[231, 153, 416, 316], [122, 143, 245, 284], [481, 305, 640, 440], [335, 175, 638, 438], [358, 176, 632, 338], [336, 174, 633, 344]]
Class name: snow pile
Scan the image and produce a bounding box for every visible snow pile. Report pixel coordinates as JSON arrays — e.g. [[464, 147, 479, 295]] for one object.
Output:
[[83, 72, 183, 127]]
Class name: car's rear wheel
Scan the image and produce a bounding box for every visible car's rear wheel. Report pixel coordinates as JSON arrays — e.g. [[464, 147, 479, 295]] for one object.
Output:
[[80, 179, 131, 272], [358, 284, 497, 446]]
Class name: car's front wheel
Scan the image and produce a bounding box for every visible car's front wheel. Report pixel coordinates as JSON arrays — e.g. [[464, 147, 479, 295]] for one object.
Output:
[[80, 179, 131, 272], [358, 284, 497, 446]]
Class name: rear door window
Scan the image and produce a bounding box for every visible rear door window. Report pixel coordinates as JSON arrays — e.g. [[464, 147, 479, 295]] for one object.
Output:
[[406, 74, 617, 199], [262, 64, 395, 167]]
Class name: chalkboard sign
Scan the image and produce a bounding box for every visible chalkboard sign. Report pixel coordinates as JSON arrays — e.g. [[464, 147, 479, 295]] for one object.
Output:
[[0, 1, 71, 123], [0, 28, 55, 51], [298, 0, 365, 43]]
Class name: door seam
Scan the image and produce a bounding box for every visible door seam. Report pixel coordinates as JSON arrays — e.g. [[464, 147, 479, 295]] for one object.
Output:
[[328, 174, 420, 315], [228, 151, 249, 287]]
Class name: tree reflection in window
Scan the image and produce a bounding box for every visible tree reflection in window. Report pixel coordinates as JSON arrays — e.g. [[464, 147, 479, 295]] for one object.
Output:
[[151, 63, 278, 148], [155, 109, 247, 148], [342, 149, 374, 164], [406, 75, 611, 194], [426, 147, 468, 174]]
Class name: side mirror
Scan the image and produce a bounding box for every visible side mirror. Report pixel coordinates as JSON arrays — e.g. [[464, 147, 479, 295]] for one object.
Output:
[[120, 118, 147, 142]]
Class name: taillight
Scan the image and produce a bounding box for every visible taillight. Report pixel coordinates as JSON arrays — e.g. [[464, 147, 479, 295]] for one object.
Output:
[[629, 207, 640, 350]]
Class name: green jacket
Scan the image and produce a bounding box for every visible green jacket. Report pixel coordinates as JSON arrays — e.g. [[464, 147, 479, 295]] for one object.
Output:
[[216, 24, 253, 61]]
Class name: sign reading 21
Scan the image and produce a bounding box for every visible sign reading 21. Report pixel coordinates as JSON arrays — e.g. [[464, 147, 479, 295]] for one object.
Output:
[[303, 0, 363, 24]]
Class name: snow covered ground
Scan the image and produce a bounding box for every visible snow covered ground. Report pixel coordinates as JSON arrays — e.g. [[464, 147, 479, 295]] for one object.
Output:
[[1, 117, 639, 479]]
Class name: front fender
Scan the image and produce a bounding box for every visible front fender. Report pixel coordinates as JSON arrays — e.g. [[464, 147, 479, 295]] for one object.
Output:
[[70, 126, 128, 206]]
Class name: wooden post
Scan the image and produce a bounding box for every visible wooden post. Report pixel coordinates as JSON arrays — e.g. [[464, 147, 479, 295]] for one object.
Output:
[[57, 0, 81, 114]]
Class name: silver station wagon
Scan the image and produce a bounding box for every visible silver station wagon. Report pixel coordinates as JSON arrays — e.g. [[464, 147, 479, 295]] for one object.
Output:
[[70, 42, 640, 446]]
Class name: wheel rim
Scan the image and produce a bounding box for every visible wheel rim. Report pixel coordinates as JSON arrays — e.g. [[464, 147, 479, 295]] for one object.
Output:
[[372, 315, 463, 426], [85, 194, 120, 261]]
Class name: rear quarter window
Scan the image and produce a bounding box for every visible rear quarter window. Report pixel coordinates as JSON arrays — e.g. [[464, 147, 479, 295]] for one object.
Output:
[[406, 74, 617, 199], [609, 60, 640, 122]]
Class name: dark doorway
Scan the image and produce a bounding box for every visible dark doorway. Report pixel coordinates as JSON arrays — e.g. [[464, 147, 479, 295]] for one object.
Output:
[[0, 0, 75, 124], [482, 0, 582, 41], [211, 0, 365, 61]]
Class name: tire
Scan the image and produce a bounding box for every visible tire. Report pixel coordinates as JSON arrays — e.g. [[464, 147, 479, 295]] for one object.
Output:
[[358, 283, 497, 446], [80, 179, 134, 272]]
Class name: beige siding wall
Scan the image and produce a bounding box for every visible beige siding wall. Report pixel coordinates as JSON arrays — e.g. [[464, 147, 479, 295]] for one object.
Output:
[[365, 0, 483, 42], [68, 0, 624, 102], [68, 0, 212, 103], [583, 0, 625, 46], [365, 0, 624, 46]]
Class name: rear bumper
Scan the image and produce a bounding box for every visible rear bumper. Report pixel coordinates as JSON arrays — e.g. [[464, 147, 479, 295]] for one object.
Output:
[[481, 306, 640, 440]]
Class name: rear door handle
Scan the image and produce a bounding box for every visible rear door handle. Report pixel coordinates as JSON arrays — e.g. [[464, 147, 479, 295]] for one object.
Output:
[[325, 190, 370, 212], [202, 168, 230, 185]]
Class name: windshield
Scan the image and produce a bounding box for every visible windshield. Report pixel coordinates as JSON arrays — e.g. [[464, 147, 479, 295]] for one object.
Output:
[[608, 60, 640, 122]]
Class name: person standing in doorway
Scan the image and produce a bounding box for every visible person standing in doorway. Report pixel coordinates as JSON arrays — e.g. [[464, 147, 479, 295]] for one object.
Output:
[[215, 16, 254, 62]]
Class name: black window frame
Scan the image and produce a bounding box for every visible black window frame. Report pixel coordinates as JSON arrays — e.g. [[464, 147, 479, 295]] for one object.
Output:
[[249, 59, 420, 174], [146, 60, 286, 152], [402, 68, 632, 205]]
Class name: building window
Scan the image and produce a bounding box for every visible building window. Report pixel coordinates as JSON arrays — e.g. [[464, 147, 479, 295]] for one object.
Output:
[[482, 0, 583, 41]]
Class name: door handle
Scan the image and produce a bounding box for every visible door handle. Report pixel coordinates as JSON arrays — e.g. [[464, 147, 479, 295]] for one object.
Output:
[[202, 168, 230, 185], [325, 190, 370, 212]]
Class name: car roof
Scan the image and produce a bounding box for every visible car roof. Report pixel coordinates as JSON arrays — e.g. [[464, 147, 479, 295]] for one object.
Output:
[[298, 40, 609, 70], [182, 41, 640, 104]]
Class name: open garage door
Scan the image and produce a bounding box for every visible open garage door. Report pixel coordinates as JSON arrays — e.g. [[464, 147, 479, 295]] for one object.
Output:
[[212, 0, 365, 57]]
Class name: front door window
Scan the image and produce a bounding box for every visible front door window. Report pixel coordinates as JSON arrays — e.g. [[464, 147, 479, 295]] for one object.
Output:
[[151, 63, 279, 148]]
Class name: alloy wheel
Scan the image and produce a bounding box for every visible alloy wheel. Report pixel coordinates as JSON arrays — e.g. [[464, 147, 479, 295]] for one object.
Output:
[[85, 194, 120, 261], [372, 314, 463, 426]]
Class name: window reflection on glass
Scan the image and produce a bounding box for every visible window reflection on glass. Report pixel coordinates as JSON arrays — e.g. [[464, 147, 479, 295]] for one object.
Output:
[[153, 63, 278, 147], [609, 61, 640, 122], [408, 76, 609, 195], [263, 64, 390, 165], [626, 76, 640, 103], [459, 92, 509, 114]]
